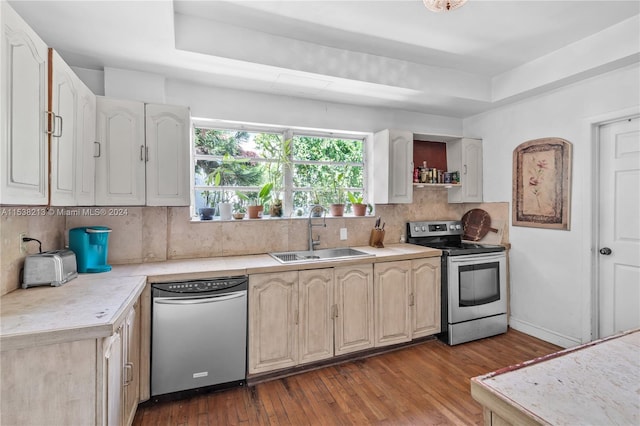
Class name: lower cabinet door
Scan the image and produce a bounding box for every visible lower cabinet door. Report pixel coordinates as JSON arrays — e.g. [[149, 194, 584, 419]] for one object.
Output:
[[374, 260, 412, 347], [334, 264, 374, 355], [102, 328, 123, 426], [412, 258, 441, 338], [249, 271, 299, 374], [298, 268, 334, 365]]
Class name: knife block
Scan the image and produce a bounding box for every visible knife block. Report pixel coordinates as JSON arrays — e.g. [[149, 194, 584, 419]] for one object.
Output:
[[369, 229, 385, 248]]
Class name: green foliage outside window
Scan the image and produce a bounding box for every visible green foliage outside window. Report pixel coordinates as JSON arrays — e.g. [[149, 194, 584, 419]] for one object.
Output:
[[193, 126, 365, 217]]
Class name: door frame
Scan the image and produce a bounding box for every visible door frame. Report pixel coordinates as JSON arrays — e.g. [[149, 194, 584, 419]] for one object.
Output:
[[589, 107, 640, 342]]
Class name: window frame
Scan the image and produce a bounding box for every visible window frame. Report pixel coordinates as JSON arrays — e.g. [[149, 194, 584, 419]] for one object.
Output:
[[191, 118, 369, 218]]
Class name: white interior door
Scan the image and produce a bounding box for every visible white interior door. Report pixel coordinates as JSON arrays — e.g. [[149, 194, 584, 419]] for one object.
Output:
[[598, 116, 640, 338]]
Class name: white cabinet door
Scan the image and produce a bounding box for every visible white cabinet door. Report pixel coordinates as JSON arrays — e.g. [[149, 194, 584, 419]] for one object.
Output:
[[370, 129, 413, 204], [334, 264, 374, 355], [144, 103, 190, 206], [95, 97, 145, 205], [248, 271, 299, 374], [122, 304, 140, 426], [411, 258, 441, 338], [75, 80, 97, 206], [102, 328, 123, 426], [298, 268, 334, 365], [447, 138, 483, 203], [0, 2, 48, 204], [374, 261, 412, 347], [50, 50, 77, 206]]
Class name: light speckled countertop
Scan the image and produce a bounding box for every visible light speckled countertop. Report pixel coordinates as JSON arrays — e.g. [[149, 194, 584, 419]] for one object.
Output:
[[471, 329, 640, 425], [0, 244, 440, 351]]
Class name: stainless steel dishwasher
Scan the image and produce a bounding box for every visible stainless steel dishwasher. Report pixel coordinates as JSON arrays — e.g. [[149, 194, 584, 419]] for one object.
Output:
[[151, 276, 247, 397]]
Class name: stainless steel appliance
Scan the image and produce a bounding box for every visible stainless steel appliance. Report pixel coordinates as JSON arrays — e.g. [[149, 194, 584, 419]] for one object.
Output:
[[22, 249, 78, 289], [407, 220, 507, 345], [151, 276, 248, 398]]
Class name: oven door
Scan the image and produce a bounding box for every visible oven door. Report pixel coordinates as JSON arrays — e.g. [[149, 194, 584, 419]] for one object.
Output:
[[447, 252, 507, 324]]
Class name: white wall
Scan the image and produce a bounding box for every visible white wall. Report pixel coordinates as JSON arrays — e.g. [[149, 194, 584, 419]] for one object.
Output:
[[464, 64, 640, 347], [94, 66, 463, 135]]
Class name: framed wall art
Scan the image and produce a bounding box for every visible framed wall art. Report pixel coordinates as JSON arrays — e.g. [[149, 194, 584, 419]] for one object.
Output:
[[512, 138, 572, 230]]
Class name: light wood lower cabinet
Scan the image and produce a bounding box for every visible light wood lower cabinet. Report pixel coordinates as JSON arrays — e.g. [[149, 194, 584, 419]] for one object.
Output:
[[374, 258, 441, 347], [249, 265, 374, 373], [298, 268, 334, 365], [0, 298, 141, 426], [248, 259, 438, 375], [374, 260, 412, 347], [334, 264, 375, 355], [248, 271, 299, 374], [411, 257, 441, 338]]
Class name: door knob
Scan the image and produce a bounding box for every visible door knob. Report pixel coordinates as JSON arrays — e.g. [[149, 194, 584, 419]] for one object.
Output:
[[599, 247, 612, 255]]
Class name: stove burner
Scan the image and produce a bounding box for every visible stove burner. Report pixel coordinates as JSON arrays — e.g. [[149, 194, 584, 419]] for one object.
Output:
[[406, 220, 505, 256]]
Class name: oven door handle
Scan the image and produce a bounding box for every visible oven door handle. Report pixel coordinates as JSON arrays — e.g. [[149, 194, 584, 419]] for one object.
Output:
[[154, 291, 246, 305], [448, 254, 505, 265]]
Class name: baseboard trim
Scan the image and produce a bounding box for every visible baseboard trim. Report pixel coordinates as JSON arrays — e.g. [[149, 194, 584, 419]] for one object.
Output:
[[509, 317, 582, 348]]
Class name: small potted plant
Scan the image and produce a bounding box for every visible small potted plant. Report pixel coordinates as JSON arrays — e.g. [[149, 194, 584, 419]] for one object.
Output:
[[309, 190, 323, 217], [232, 199, 246, 220], [239, 183, 272, 219], [347, 191, 367, 216], [329, 172, 346, 217], [198, 190, 216, 220]]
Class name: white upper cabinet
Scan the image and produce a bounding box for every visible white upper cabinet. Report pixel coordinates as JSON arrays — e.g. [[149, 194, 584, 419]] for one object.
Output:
[[145, 103, 191, 206], [447, 138, 483, 203], [75, 78, 97, 206], [95, 98, 190, 206], [49, 49, 97, 206], [0, 2, 49, 205], [95, 97, 146, 206], [369, 129, 413, 204]]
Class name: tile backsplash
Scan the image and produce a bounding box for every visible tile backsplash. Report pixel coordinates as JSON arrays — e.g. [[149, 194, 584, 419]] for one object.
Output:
[[0, 190, 509, 295]]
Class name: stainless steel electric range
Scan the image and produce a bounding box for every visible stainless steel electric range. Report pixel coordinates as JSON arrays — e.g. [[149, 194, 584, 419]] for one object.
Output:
[[407, 220, 507, 345]]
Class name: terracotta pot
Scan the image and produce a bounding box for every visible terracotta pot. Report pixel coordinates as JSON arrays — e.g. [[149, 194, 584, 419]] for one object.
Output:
[[330, 203, 345, 217], [247, 205, 263, 219], [352, 203, 367, 216]]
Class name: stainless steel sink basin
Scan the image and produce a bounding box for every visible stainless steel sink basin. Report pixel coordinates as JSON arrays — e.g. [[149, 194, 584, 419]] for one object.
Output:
[[269, 247, 374, 264]]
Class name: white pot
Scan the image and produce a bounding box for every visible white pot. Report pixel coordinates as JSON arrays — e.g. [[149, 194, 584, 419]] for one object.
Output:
[[219, 202, 232, 220]]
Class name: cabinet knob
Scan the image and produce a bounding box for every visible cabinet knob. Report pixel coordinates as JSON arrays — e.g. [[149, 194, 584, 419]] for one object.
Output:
[[599, 247, 612, 255]]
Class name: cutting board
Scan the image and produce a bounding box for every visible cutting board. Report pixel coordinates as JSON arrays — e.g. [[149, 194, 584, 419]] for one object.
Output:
[[461, 209, 498, 241]]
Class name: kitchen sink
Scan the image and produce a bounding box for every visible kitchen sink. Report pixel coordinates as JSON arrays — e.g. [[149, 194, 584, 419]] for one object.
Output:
[[269, 247, 374, 264]]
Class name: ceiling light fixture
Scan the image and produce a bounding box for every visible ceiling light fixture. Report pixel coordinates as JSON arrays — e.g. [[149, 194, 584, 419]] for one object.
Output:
[[423, 0, 467, 12]]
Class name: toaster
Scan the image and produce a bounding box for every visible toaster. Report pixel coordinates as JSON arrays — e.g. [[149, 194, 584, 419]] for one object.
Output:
[[22, 249, 78, 289]]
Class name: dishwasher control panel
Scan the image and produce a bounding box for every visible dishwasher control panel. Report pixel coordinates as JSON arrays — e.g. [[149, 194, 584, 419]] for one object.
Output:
[[152, 276, 248, 294]]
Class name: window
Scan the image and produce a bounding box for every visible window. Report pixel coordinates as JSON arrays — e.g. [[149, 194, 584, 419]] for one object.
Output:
[[193, 120, 366, 218]]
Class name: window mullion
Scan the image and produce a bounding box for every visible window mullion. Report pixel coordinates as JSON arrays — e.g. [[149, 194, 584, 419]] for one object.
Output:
[[283, 129, 294, 217]]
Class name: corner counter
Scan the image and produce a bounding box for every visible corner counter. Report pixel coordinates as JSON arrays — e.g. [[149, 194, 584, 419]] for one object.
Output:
[[471, 329, 640, 425]]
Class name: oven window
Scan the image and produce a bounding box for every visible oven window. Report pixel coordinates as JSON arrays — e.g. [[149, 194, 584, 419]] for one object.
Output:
[[458, 262, 500, 306]]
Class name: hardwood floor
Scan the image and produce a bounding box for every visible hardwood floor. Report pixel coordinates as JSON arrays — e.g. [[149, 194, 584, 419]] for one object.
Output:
[[133, 329, 560, 425]]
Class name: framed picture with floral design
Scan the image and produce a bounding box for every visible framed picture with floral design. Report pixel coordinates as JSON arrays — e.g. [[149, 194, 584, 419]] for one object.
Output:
[[512, 138, 572, 230]]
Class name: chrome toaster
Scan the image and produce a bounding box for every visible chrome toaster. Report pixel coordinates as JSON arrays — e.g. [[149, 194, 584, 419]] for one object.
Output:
[[22, 249, 78, 289]]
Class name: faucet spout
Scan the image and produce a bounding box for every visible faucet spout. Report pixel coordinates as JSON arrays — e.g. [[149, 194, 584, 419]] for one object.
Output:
[[308, 205, 327, 252]]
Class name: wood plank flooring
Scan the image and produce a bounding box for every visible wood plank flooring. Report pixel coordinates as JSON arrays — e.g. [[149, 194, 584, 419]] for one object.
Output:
[[133, 329, 561, 425]]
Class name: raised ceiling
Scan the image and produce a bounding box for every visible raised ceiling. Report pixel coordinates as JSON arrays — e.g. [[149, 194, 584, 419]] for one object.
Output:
[[9, 0, 640, 117]]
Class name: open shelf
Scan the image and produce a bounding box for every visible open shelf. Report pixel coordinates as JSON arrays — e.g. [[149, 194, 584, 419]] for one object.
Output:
[[413, 183, 461, 189]]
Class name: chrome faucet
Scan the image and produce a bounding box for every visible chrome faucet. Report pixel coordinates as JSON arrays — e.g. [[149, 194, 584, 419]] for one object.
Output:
[[308, 205, 326, 252]]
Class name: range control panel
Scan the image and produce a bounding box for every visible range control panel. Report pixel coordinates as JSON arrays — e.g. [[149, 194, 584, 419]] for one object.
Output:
[[407, 220, 463, 238]]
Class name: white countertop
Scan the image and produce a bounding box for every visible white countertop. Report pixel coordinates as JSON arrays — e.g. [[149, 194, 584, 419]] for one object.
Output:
[[0, 244, 441, 351], [471, 329, 640, 425]]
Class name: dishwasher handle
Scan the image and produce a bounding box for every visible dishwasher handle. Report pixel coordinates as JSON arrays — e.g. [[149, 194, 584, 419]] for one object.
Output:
[[154, 291, 246, 305]]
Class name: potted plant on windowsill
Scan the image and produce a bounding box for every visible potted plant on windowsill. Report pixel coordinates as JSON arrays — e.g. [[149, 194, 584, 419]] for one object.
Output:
[[329, 172, 346, 217], [239, 183, 273, 219], [347, 191, 367, 216], [198, 190, 216, 220]]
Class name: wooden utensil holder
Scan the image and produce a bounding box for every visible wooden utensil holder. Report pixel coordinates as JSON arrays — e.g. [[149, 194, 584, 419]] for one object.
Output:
[[369, 229, 385, 248]]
